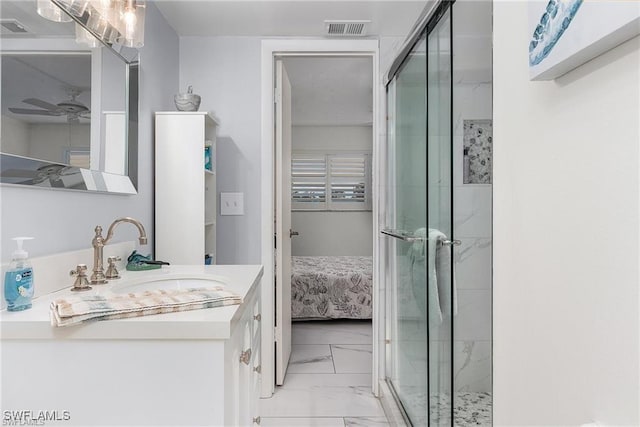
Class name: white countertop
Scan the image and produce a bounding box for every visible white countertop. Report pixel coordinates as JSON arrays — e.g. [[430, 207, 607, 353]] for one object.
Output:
[[0, 265, 263, 341]]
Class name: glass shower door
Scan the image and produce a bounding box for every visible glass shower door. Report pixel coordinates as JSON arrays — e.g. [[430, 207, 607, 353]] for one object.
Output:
[[385, 4, 453, 426], [386, 33, 429, 426], [427, 8, 453, 426]]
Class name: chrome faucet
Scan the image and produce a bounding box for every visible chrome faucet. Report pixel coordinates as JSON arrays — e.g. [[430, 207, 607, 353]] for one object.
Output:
[[91, 217, 148, 284]]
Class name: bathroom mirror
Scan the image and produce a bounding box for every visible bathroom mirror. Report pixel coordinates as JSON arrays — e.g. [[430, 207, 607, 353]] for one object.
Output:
[[0, 0, 139, 194]]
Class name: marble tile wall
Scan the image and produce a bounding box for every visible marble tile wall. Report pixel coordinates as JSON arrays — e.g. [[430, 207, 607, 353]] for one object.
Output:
[[452, 82, 492, 393]]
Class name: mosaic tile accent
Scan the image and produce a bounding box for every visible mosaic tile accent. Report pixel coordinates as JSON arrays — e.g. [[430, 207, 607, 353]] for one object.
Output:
[[403, 390, 492, 426], [463, 120, 492, 184]]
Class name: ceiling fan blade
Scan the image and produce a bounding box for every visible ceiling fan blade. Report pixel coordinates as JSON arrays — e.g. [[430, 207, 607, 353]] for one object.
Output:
[[8, 108, 61, 116], [22, 98, 64, 112]]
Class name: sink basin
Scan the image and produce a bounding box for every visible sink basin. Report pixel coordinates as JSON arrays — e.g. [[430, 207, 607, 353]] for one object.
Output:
[[111, 277, 226, 294]]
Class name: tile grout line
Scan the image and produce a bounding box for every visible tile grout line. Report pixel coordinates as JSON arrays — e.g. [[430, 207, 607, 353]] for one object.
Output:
[[329, 343, 337, 374], [270, 322, 388, 425]]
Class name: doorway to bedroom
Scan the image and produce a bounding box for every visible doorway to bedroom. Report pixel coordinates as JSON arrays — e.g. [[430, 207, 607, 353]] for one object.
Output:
[[263, 54, 379, 420], [286, 54, 374, 381]]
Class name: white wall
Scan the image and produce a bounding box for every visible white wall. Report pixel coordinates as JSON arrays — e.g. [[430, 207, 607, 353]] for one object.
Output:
[[493, 3, 640, 425], [1, 118, 90, 164], [292, 211, 372, 257], [0, 115, 29, 157], [28, 123, 90, 163], [293, 125, 372, 151], [291, 124, 373, 256], [0, 3, 179, 261], [94, 48, 128, 171], [291, 125, 373, 257]]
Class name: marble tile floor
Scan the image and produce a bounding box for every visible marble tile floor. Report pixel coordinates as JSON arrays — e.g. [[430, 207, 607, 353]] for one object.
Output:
[[261, 320, 389, 427]]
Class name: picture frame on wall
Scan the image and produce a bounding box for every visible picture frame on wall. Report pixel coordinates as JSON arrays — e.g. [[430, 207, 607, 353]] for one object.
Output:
[[528, 0, 640, 81]]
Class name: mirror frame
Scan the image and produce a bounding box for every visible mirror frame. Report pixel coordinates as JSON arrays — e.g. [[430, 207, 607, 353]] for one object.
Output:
[[0, 2, 140, 195]]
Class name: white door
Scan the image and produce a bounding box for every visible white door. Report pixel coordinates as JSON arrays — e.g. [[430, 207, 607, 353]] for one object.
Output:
[[274, 59, 292, 385]]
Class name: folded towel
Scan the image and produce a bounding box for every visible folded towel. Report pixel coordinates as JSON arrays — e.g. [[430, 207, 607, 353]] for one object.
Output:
[[50, 287, 242, 327]]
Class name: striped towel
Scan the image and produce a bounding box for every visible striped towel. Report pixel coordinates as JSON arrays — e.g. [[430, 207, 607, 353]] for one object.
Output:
[[50, 287, 242, 327]]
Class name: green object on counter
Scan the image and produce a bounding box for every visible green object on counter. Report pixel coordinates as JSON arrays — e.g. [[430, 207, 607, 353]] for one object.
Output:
[[126, 250, 163, 271], [126, 263, 161, 271]]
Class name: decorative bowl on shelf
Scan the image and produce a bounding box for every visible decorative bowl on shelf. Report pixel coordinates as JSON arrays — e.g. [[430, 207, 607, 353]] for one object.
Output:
[[174, 85, 201, 111]]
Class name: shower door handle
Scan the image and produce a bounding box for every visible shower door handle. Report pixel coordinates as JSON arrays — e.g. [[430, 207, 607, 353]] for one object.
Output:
[[380, 229, 426, 242], [441, 239, 462, 247]]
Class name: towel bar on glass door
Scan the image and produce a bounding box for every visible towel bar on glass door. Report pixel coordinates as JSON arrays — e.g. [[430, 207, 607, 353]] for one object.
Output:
[[380, 229, 461, 246], [380, 229, 425, 242]]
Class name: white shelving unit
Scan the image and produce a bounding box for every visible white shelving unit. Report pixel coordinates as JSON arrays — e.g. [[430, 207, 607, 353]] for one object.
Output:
[[155, 111, 218, 265]]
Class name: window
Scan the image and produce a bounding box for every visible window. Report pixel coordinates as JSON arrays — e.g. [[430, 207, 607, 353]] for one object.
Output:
[[292, 152, 371, 211], [291, 154, 327, 206]]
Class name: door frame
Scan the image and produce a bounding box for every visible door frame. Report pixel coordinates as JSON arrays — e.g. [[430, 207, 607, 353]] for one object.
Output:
[[260, 39, 381, 398]]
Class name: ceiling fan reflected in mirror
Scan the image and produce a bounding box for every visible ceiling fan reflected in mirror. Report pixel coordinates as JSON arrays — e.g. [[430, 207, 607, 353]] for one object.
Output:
[[8, 88, 90, 123]]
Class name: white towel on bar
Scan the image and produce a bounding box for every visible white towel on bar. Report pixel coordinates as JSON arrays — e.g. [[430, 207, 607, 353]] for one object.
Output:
[[429, 228, 458, 320], [408, 228, 458, 326]]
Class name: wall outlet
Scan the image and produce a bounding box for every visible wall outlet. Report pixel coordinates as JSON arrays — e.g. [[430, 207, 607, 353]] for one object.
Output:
[[220, 192, 244, 215]]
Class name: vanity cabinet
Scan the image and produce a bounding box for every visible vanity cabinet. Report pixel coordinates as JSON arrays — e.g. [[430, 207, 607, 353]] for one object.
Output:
[[225, 282, 263, 425], [155, 112, 218, 265], [1, 265, 264, 426]]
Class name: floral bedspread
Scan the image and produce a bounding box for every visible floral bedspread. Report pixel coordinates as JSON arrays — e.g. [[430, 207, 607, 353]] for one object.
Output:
[[291, 256, 373, 320]]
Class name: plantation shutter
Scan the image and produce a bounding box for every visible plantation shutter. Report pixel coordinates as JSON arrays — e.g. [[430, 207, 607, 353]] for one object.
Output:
[[291, 152, 371, 211], [328, 154, 370, 209], [291, 154, 327, 209]]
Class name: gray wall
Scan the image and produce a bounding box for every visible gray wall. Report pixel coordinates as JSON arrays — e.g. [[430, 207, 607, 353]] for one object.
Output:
[[0, 3, 179, 261], [179, 37, 263, 265], [179, 37, 402, 264]]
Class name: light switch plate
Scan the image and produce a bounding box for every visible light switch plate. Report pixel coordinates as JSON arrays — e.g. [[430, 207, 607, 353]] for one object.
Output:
[[220, 192, 244, 215]]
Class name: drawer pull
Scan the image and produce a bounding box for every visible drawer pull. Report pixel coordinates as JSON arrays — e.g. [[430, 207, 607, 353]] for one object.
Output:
[[253, 416, 261, 425], [254, 313, 261, 321], [253, 365, 261, 374], [239, 348, 252, 365]]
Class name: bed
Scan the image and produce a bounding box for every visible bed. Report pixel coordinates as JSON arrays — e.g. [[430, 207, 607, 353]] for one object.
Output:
[[291, 256, 373, 320]]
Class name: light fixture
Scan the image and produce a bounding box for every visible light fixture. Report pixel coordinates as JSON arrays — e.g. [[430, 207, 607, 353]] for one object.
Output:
[[115, 0, 145, 48], [58, 0, 89, 17], [75, 23, 100, 48], [91, 0, 145, 48], [36, 0, 72, 22], [37, 0, 146, 48], [86, 7, 118, 42]]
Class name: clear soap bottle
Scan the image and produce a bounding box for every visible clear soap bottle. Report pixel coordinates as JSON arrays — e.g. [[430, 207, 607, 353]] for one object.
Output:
[[4, 237, 35, 311]]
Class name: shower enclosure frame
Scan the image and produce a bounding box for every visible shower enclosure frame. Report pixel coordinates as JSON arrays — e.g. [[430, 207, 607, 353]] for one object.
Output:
[[380, 0, 458, 425]]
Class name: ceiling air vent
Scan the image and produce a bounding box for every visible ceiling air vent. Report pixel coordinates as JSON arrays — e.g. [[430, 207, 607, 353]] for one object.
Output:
[[325, 20, 370, 37], [1, 20, 30, 35]]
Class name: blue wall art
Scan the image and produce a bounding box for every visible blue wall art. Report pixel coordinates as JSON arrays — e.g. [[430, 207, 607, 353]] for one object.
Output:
[[528, 0, 640, 80], [529, 0, 583, 67]]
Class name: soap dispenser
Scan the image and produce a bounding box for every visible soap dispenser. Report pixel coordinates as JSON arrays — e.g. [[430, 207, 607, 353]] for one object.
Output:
[[4, 237, 35, 311]]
